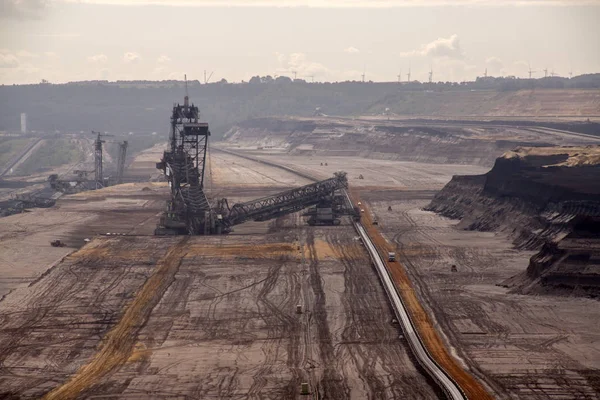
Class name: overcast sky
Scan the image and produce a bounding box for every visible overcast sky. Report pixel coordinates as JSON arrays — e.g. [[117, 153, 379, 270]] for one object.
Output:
[[1, 0, 599, 84]]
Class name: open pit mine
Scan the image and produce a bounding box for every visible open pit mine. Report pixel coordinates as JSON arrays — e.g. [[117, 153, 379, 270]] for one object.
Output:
[[1, 94, 599, 400]]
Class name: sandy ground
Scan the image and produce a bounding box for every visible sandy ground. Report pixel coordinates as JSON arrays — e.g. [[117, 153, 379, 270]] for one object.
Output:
[[207, 150, 312, 189], [0, 147, 441, 399], [0, 183, 166, 299], [233, 152, 600, 399], [3, 135, 599, 398], [124, 143, 166, 182], [235, 153, 488, 191], [0, 143, 169, 299], [366, 191, 600, 399]]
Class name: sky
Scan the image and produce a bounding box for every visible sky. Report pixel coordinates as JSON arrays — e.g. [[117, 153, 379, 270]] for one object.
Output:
[[1, 0, 599, 84]]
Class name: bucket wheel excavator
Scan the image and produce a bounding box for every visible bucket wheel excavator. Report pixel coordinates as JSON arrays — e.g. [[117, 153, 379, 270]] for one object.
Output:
[[155, 84, 358, 235]]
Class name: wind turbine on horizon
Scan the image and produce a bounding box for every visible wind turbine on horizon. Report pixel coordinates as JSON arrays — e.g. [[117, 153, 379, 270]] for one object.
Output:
[[528, 63, 536, 79]]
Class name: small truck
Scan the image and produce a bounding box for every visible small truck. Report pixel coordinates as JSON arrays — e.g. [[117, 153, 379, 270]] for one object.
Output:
[[388, 252, 396, 262]]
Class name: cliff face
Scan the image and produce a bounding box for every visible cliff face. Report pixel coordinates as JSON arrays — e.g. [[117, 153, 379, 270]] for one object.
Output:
[[505, 217, 600, 298], [426, 146, 600, 298]]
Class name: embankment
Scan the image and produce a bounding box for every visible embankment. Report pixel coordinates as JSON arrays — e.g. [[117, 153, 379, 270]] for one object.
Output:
[[426, 146, 600, 298]]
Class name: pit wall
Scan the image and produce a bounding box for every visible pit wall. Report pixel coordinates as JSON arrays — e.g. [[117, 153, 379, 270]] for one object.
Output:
[[426, 155, 600, 298]]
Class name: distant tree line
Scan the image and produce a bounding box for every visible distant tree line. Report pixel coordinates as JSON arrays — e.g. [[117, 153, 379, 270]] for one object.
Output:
[[1, 74, 598, 138]]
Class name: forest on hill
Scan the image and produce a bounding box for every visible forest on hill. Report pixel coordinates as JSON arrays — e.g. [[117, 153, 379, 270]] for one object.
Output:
[[1, 74, 599, 138]]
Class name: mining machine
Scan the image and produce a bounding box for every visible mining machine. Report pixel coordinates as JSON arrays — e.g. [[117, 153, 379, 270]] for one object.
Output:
[[116, 141, 128, 184], [155, 82, 357, 235]]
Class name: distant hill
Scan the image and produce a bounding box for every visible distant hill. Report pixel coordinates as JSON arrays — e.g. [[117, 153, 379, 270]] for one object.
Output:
[[1, 75, 599, 138]]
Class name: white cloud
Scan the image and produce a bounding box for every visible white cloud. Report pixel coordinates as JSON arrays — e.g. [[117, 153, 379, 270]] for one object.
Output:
[[44, 51, 59, 58], [0, 53, 19, 68], [17, 50, 38, 58], [275, 52, 331, 79], [274, 52, 372, 81], [514, 60, 529, 69], [344, 46, 360, 54], [438, 58, 477, 81], [485, 56, 504, 74], [400, 34, 464, 59], [123, 52, 141, 63], [157, 55, 171, 63], [87, 54, 108, 63], [0, 0, 50, 19]]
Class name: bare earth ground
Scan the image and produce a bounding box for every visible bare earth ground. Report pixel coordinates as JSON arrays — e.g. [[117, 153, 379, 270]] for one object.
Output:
[[0, 183, 166, 299], [0, 148, 439, 399], [249, 153, 600, 399], [3, 133, 600, 398], [0, 144, 184, 299]]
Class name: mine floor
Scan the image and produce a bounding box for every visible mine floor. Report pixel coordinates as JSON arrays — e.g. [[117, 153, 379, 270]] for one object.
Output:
[[1, 142, 599, 399]]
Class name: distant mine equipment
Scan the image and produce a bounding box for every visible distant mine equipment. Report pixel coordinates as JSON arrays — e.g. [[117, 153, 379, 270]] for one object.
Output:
[[0, 193, 55, 217], [358, 174, 364, 179], [303, 193, 360, 226], [300, 383, 310, 395], [388, 252, 396, 262], [451, 265, 458, 272], [48, 173, 88, 194], [116, 140, 128, 184], [155, 82, 359, 235], [92, 131, 113, 189], [314, 107, 326, 117], [388, 205, 392, 211], [50, 239, 66, 247], [47, 132, 128, 194]]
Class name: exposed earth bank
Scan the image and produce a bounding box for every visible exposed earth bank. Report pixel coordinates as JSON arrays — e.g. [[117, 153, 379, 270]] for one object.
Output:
[[223, 116, 599, 167], [426, 146, 600, 298]]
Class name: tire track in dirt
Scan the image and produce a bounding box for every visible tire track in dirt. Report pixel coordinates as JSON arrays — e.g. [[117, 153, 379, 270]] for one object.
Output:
[[248, 254, 303, 398], [305, 229, 350, 398], [329, 230, 437, 399], [42, 237, 189, 400]]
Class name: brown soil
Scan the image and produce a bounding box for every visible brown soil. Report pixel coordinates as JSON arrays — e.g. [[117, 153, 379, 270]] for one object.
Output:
[[43, 237, 189, 400]]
